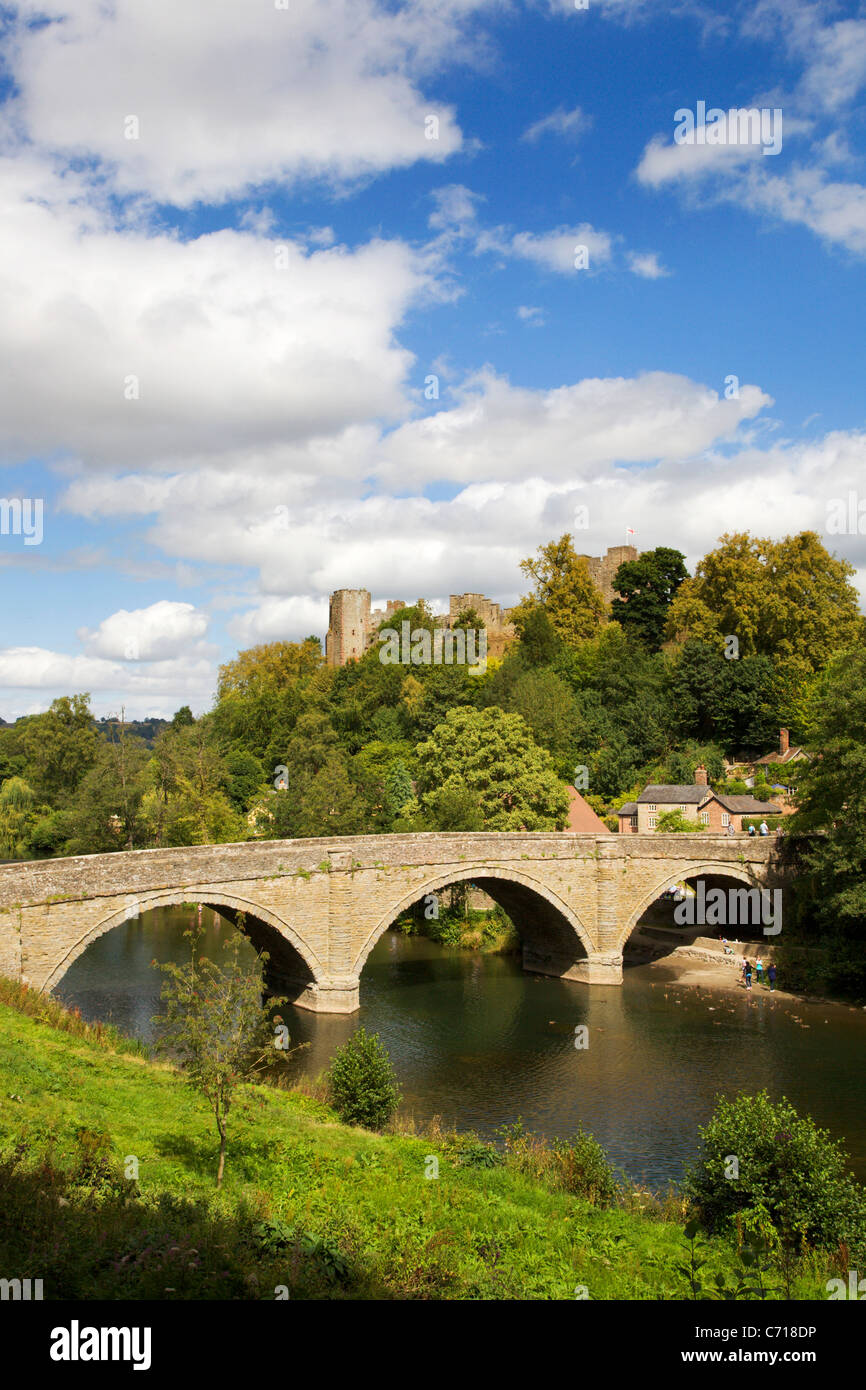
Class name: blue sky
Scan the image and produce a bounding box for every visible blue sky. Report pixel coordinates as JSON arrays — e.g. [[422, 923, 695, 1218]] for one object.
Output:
[[2, 0, 866, 718]]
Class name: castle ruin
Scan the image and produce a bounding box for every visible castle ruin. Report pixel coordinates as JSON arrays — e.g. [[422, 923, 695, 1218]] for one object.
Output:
[[324, 546, 640, 667]]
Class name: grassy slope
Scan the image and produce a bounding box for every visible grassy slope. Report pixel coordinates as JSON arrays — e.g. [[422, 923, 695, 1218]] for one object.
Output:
[[0, 1003, 828, 1300]]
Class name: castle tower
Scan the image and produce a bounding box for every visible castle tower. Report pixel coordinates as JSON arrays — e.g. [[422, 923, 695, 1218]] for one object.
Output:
[[575, 545, 639, 608], [326, 589, 371, 667]]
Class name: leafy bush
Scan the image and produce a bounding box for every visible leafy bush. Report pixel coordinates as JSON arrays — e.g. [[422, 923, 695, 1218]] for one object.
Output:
[[498, 1120, 619, 1206], [325, 1028, 401, 1130], [685, 1091, 866, 1261], [552, 1131, 620, 1205], [654, 809, 703, 834]]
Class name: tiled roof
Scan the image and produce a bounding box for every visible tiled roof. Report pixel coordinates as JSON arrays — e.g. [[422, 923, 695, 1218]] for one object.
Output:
[[715, 795, 782, 814], [567, 786, 611, 833], [754, 747, 808, 765], [637, 785, 711, 805], [617, 802, 638, 815]]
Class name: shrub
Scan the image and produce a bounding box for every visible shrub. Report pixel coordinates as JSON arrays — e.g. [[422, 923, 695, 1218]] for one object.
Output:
[[498, 1120, 619, 1206], [654, 810, 703, 834], [685, 1091, 866, 1261], [326, 1028, 401, 1130], [552, 1131, 620, 1205]]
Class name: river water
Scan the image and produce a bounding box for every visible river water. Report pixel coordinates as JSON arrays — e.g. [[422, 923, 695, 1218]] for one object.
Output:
[[55, 905, 866, 1188]]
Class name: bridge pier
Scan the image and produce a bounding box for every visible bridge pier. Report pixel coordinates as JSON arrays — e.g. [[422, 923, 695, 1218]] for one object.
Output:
[[263, 962, 359, 1014], [522, 945, 623, 986]]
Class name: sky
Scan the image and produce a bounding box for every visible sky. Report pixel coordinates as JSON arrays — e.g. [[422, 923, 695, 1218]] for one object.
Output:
[[1, 0, 866, 720]]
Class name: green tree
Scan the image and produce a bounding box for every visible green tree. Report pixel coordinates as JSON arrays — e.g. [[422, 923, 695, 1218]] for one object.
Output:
[[667, 531, 863, 676], [415, 706, 569, 830], [0, 777, 37, 858], [513, 534, 606, 646], [153, 928, 301, 1187], [383, 760, 414, 821], [610, 547, 689, 650], [786, 646, 866, 946], [326, 1027, 401, 1129], [20, 694, 98, 805], [67, 726, 150, 854], [424, 783, 484, 831], [142, 720, 242, 847], [294, 756, 370, 837], [515, 606, 562, 667]]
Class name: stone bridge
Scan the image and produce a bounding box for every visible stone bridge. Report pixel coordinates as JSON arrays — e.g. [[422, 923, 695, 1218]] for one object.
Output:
[[0, 833, 788, 1013]]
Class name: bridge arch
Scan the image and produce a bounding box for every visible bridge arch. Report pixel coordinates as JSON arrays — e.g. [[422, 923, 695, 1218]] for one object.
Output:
[[353, 864, 594, 980], [42, 887, 323, 996], [618, 861, 767, 955]]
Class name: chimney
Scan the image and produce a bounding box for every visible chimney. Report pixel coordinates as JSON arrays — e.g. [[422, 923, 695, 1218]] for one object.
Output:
[[695, 764, 708, 786], [779, 728, 789, 756]]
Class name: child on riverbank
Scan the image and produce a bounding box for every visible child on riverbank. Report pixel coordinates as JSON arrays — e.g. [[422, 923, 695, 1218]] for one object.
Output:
[[755, 956, 764, 986], [767, 962, 776, 991]]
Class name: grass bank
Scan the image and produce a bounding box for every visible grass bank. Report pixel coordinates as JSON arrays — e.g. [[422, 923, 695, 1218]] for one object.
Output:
[[0, 992, 840, 1300]]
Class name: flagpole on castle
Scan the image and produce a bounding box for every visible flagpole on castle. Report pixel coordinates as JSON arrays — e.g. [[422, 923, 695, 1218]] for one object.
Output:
[[626, 528, 636, 548]]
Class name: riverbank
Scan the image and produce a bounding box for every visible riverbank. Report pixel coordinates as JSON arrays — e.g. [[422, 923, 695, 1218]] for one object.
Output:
[[636, 943, 866, 1014], [0, 990, 836, 1301]]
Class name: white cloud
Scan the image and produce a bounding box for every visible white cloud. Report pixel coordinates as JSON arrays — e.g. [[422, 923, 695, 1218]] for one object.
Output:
[[0, 645, 217, 721], [478, 223, 614, 273], [522, 105, 590, 144], [428, 183, 485, 233], [628, 250, 669, 278], [636, 134, 768, 188], [4, 0, 484, 205], [56, 369, 776, 605], [0, 162, 432, 467], [79, 601, 210, 661], [228, 596, 331, 647]]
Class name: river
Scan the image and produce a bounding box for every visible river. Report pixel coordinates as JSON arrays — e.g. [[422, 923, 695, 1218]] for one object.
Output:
[[55, 905, 866, 1188]]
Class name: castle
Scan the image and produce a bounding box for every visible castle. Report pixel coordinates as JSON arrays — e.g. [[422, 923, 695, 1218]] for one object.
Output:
[[325, 591, 517, 667], [324, 546, 639, 667]]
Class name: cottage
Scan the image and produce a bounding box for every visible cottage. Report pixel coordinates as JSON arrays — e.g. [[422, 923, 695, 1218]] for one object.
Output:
[[617, 764, 781, 834]]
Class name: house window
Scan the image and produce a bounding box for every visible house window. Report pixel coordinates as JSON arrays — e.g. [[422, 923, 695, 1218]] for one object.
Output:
[[680, 805, 688, 814], [700, 811, 710, 826], [647, 803, 657, 812], [648, 815, 658, 828], [721, 813, 730, 827], [630, 816, 637, 829]]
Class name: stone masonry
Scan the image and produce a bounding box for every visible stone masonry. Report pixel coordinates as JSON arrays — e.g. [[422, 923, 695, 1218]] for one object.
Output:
[[0, 833, 787, 1014]]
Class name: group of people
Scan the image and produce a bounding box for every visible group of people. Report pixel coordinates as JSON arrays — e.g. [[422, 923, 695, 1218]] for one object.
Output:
[[740, 955, 776, 991], [726, 820, 771, 837]]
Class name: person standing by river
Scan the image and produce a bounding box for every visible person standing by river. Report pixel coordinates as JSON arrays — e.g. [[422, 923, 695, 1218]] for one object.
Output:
[[755, 955, 764, 986], [743, 959, 753, 990], [767, 962, 776, 992]]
